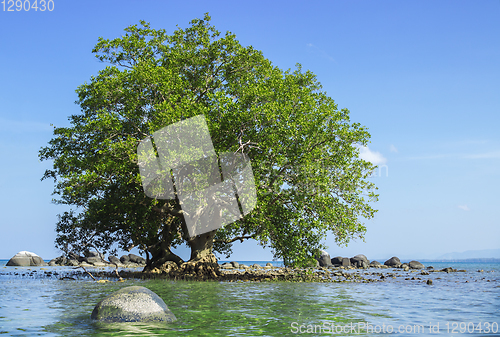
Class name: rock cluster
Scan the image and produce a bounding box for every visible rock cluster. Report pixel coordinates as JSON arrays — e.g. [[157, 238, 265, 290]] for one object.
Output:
[[48, 252, 146, 268], [219, 254, 428, 275], [313, 254, 426, 271], [220, 255, 427, 273]]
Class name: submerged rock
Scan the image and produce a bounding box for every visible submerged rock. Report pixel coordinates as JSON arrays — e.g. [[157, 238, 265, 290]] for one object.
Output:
[[91, 286, 176, 323], [6, 251, 47, 267]]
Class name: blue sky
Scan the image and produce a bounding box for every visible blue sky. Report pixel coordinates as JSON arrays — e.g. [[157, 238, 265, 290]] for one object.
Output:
[[1, 0, 499, 261]]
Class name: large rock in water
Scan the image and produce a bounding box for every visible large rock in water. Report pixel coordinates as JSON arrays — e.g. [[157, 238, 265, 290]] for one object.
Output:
[[350, 254, 369, 268], [331, 256, 343, 266], [316, 250, 332, 267], [119, 255, 130, 264], [6, 251, 47, 266], [384, 256, 402, 268], [341, 257, 351, 267], [91, 286, 177, 323], [128, 254, 146, 265], [409, 260, 425, 269]]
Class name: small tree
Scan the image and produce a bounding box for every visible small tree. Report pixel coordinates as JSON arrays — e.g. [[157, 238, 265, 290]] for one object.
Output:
[[39, 14, 378, 273]]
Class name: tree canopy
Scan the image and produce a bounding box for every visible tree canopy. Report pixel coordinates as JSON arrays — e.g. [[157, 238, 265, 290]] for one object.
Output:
[[39, 14, 378, 269]]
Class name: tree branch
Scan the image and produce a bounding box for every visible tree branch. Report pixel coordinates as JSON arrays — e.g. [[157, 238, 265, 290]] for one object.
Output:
[[214, 235, 255, 244]]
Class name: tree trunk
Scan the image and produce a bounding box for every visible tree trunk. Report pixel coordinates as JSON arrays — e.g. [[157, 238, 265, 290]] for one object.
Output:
[[187, 229, 217, 262], [142, 229, 221, 280], [175, 229, 220, 280], [143, 243, 184, 273]]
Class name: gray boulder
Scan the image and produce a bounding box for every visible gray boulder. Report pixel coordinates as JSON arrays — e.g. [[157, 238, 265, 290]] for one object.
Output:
[[384, 256, 402, 268], [316, 250, 333, 267], [91, 286, 176, 323], [64, 252, 85, 265], [84, 251, 108, 266], [341, 257, 351, 267], [369, 260, 382, 268], [49, 255, 67, 266], [85, 256, 104, 264], [108, 256, 121, 265], [85, 251, 104, 259], [6, 251, 47, 267], [354, 254, 369, 262], [230, 261, 239, 268], [409, 260, 424, 269], [68, 252, 85, 262], [120, 255, 130, 264], [220, 262, 234, 270], [331, 256, 343, 266], [128, 254, 146, 265], [350, 254, 369, 268]]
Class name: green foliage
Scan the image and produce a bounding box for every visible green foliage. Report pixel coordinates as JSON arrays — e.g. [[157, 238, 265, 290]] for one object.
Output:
[[39, 13, 378, 267]]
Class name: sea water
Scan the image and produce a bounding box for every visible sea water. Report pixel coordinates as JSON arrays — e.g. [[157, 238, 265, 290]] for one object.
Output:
[[0, 261, 498, 336]]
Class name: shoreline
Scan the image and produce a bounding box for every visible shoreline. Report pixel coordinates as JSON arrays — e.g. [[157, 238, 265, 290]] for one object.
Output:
[[2, 263, 496, 284]]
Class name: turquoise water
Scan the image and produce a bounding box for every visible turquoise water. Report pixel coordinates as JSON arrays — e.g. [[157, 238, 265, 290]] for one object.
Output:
[[0, 261, 499, 336]]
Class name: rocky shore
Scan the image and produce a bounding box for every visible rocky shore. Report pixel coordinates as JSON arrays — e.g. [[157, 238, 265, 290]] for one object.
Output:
[[2, 260, 483, 285], [5, 250, 494, 284]]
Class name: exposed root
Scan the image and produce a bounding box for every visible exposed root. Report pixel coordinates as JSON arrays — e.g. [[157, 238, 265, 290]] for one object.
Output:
[[146, 255, 221, 280]]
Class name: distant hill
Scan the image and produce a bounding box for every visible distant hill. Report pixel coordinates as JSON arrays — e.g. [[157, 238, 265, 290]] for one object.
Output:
[[436, 248, 500, 260]]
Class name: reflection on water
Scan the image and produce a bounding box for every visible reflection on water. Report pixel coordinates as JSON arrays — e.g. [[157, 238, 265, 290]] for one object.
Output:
[[0, 262, 499, 336]]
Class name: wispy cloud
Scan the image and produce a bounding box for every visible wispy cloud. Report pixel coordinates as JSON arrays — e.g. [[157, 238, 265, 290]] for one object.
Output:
[[306, 43, 335, 62], [389, 144, 398, 153], [358, 146, 387, 165], [458, 205, 470, 211]]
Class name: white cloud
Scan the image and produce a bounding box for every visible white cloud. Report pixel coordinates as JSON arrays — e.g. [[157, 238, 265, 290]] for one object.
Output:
[[389, 144, 398, 153], [458, 205, 470, 211], [358, 146, 387, 165]]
